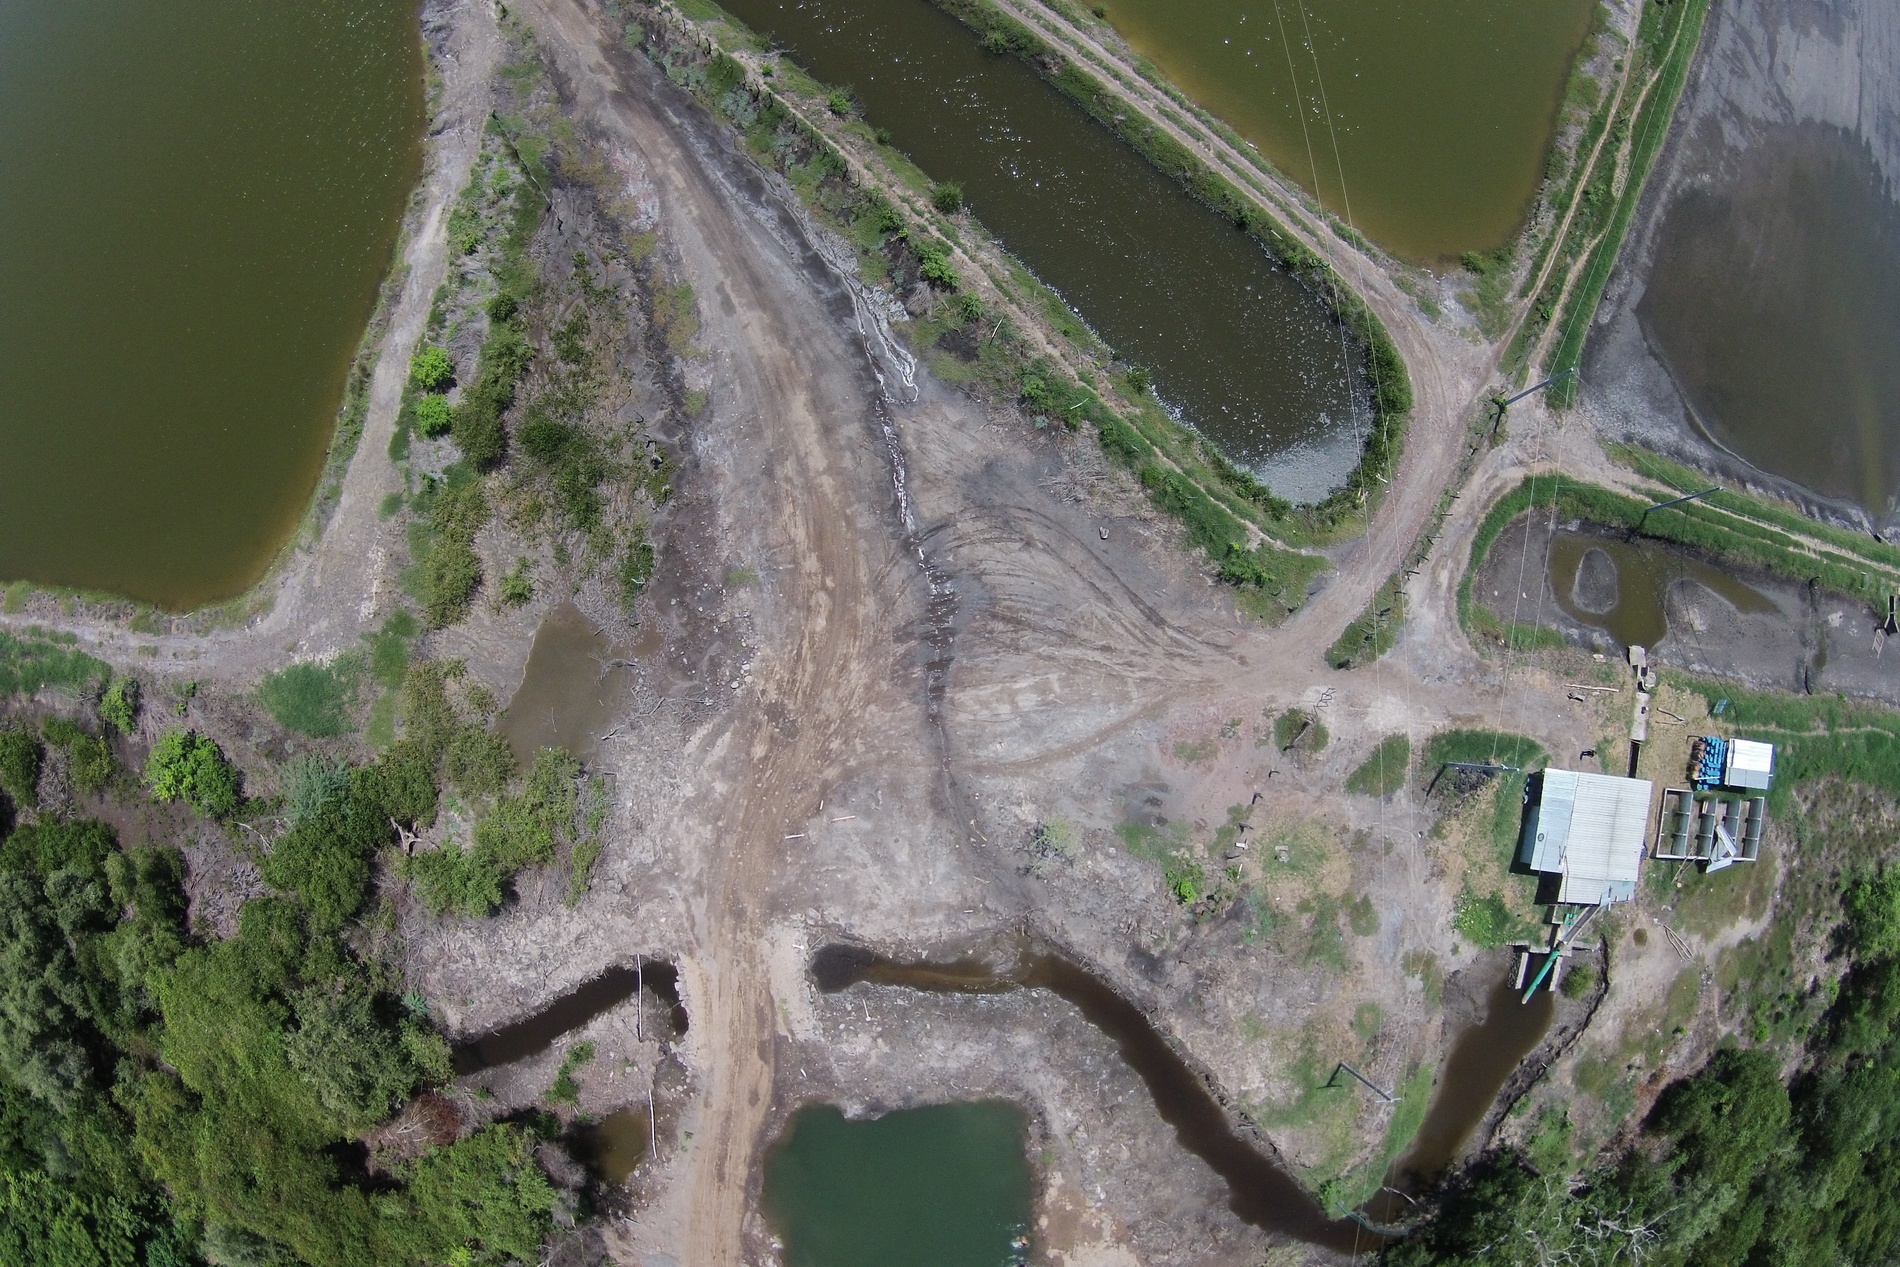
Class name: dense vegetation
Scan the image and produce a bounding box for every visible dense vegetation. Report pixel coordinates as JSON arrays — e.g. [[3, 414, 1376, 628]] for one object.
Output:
[[1390, 858, 1900, 1265], [0, 702, 561, 1266]]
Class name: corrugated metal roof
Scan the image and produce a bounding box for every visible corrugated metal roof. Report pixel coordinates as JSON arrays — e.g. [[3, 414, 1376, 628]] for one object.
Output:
[[1530, 770, 1653, 905], [1726, 739, 1775, 790]]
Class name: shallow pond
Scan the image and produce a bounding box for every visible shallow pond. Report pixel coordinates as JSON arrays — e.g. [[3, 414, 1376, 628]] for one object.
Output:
[[0, 0, 424, 607], [570, 1107, 652, 1186], [498, 602, 637, 767], [1638, 123, 1900, 514], [1099, 0, 1597, 262], [761, 1100, 1032, 1267], [1549, 530, 1776, 650], [716, 0, 1369, 501]]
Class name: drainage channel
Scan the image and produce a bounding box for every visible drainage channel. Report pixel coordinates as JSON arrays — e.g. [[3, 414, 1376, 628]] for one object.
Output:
[[451, 960, 686, 1075], [810, 943, 1371, 1251]]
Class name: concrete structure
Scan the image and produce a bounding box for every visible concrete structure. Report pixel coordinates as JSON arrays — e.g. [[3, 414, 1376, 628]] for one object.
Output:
[[1519, 769, 1654, 905]]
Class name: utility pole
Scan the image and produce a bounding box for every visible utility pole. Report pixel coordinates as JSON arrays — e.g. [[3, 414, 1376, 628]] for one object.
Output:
[[1635, 485, 1721, 534], [1488, 367, 1578, 437]]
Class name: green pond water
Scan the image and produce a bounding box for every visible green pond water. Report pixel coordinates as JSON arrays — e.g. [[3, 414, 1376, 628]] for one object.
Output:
[[1638, 123, 1900, 515], [0, 0, 425, 608], [1100, 0, 1597, 262], [717, 0, 1370, 502], [762, 1101, 1032, 1267]]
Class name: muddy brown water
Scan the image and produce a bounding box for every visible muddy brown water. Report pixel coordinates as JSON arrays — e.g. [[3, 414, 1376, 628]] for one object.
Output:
[[1637, 123, 1900, 514], [451, 961, 685, 1074], [1360, 978, 1554, 1224], [570, 1107, 652, 1185], [1547, 529, 1776, 650], [711, 0, 1370, 502], [497, 602, 638, 767], [0, 0, 424, 607], [1096, 0, 1597, 262]]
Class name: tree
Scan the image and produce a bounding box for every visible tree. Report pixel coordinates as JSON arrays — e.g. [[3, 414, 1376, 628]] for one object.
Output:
[[145, 731, 241, 818], [285, 980, 420, 1135]]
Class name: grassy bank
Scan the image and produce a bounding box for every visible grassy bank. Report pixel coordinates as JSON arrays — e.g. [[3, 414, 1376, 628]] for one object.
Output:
[[628, 3, 1330, 619], [1459, 472, 1900, 648], [1541, 0, 1713, 405]]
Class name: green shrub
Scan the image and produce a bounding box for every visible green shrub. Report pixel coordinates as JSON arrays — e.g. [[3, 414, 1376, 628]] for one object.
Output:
[[42, 717, 113, 796], [414, 394, 455, 438], [1345, 734, 1411, 798], [100, 677, 140, 734], [281, 753, 351, 829], [931, 180, 965, 213], [285, 979, 426, 1133], [0, 728, 43, 808], [444, 728, 516, 800], [499, 558, 534, 608], [1560, 961, 1599, 999], [258, 660, 360, 738], [911, 237, 960, 290], [145, 730, 242, 818], [1452, 885, 1519, 950], [410, 346, 454, 392]]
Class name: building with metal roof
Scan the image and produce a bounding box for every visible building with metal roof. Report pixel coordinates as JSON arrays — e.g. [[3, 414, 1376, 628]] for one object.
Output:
[[1518, 769, 1654, 906], [1723, 739, 1775, 791]]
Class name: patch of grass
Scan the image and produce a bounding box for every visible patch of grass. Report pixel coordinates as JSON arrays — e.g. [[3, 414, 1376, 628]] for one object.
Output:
[[1547, 0, 1714, 404], [1345, 734, 1411, 799], [1299, 893, 1349, 969], [1346, 893, 1378, 937], [1327, 572, 1406, 669], [1453, 885, 1528, 950], [1272, 708, 1328, 753], [258, 657, 364, 738], [1319, 1060, 1435, 1215], [1351, 1002, 1382, 1045], [0, 628, 110, 699], [498, 557, 534, 608], [565, 836, 604, 907], [1402, 948, 1444, 1005], [1172, 738, 1218, 765], [1560, 961, 1599, 1000]]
